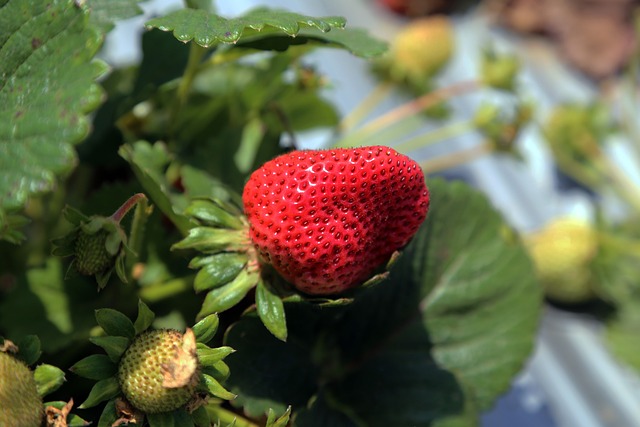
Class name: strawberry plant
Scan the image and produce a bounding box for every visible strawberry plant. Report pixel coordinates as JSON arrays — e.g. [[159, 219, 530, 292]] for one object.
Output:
[[0, 1, 542, 426]]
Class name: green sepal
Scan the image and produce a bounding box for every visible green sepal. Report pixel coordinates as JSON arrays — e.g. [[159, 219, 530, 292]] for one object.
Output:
[[134, 299, 155, 334], [172, 227, 247, 253], [184, 199, 245, 230], [201, 373, 237, 400], [89, 336, 130, 362], [51, 231, 79, 257], [197, 269, 260, 319], [97, 399, 117, 427], [96, 269, 113, 290], [255, 280, 287, 342], [70, 354, 117, 380], [196, 344, 235, 366], [191, 405, 211, 427], [95, 308, 136, 339], [192, 253, 248, 293], [44, 401, 89, 426], [0, 211, 29, 244], [34, 364, 66, 397], [266, 406, 291, 427], [192, 313, 220, 344], [173, 409, 196, 427], [148, 412, 176, 427], [63, 205, 90, 226], [13, 334, 41, 365], [79, 377, 120, 409], [202, 361, 230, 382]]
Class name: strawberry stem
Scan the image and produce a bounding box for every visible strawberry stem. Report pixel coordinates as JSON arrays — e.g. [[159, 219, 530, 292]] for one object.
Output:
[[339, 81, 393, 133], [420, 141, 495, 174], [125, 196, 153, 280], [335, 80, 479, 148], [393, 119, 476, 153], [110, 193, 148, 224]]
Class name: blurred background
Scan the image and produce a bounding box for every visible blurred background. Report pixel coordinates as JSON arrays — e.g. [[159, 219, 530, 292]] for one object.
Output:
[[104, 1, 640, 426]]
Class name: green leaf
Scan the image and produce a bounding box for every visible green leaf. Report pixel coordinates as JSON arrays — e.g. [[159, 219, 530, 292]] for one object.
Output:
[[79, 377, 120, 409], [239, 27, 388, 59], [97, 399, 117, 427], [134, 299, 156, 334], [90, 335, 130, 362], [606, 307, 640, 370], [145, 7, 346, 47], [184, 199, 244, 229], [202, 373, 237, 400], [0, 0, 106, 214], [172, 227, 245, 253], [197, 269, 260, 319], [34, 364, 66, 396], [14, 335, 41, 365], [174, 409, 196, 427], [119, 141, 193, 235], [95, 308, 136, 339], [255, 280, 287, 342], [191, 405, 211, 427], [148, 412, 176, 427], [192, 253, 248, 293], [70, 354, 117, 380], [225, 180, 541, 424], [192, 313, 220, 344], [267, 406, 291, 427], [197, 344, 235, 366], [86, 0, 145, 33]]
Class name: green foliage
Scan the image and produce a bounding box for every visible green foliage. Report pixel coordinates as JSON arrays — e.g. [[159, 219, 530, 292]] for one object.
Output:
[[0, 0, 107, 234], [0, 2, 545, 426]]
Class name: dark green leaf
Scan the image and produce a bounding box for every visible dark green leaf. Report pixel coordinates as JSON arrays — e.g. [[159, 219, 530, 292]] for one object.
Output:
[[34, 364, 65, 396], [148, 412, 176, 427], [192, 313, 220, 344], [95, 308, 135, 339], [97, 400, 117, 427], [191, 405, 211, 427], [173, 409, 196, 427], [14, 335, 41, 365], [90, 336, 130, 362], [197, 344, 235, 366], [134, 299, 156, 335], [0, 0, 106, 214], [86, 0, 144, 33], [238, 27, 388, 58], [145, 7, 346, 47], [256, 280, 287, 341], [202, 373, 236, 400], [184, 199, 244, 229], [70, 354, 117, 380], [197, 269, 260, 319], [119, 141, 193, 235], [79, 377, 120, 409], [192, 253, 248, 293]]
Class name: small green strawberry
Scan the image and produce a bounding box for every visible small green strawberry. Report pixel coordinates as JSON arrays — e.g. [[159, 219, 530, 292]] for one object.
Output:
[[52, 193, 150, 289], [118, 329, 199, 414], [74, 229, 114, 275]]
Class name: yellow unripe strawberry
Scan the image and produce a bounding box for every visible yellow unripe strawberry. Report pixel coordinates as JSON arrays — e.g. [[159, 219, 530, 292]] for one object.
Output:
[[388, 16, 454, 83], [0, 352, 43, 426], [526, 218, 598, 303], [118, 329, 200, 414]]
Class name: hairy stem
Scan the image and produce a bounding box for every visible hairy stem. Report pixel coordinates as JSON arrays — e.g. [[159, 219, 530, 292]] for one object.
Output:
[[339, 81, 393, 133], [110, 193, 148, 224], [420, 141, 494, 174], [394, 119, 476, 153]]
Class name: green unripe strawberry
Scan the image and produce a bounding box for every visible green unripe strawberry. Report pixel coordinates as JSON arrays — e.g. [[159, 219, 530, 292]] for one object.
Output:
[[118, 329, 200, 414], [0, 352, 43, 426], [74, 230, 115, 275], [526, 218, 597, 303]]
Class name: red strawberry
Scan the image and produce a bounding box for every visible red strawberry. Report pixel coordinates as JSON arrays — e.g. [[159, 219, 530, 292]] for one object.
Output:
[[242, 146, 430, 295]]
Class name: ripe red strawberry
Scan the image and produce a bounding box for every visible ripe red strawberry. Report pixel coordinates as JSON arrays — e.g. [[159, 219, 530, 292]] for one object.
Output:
[[242, 146, 430, 295]]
